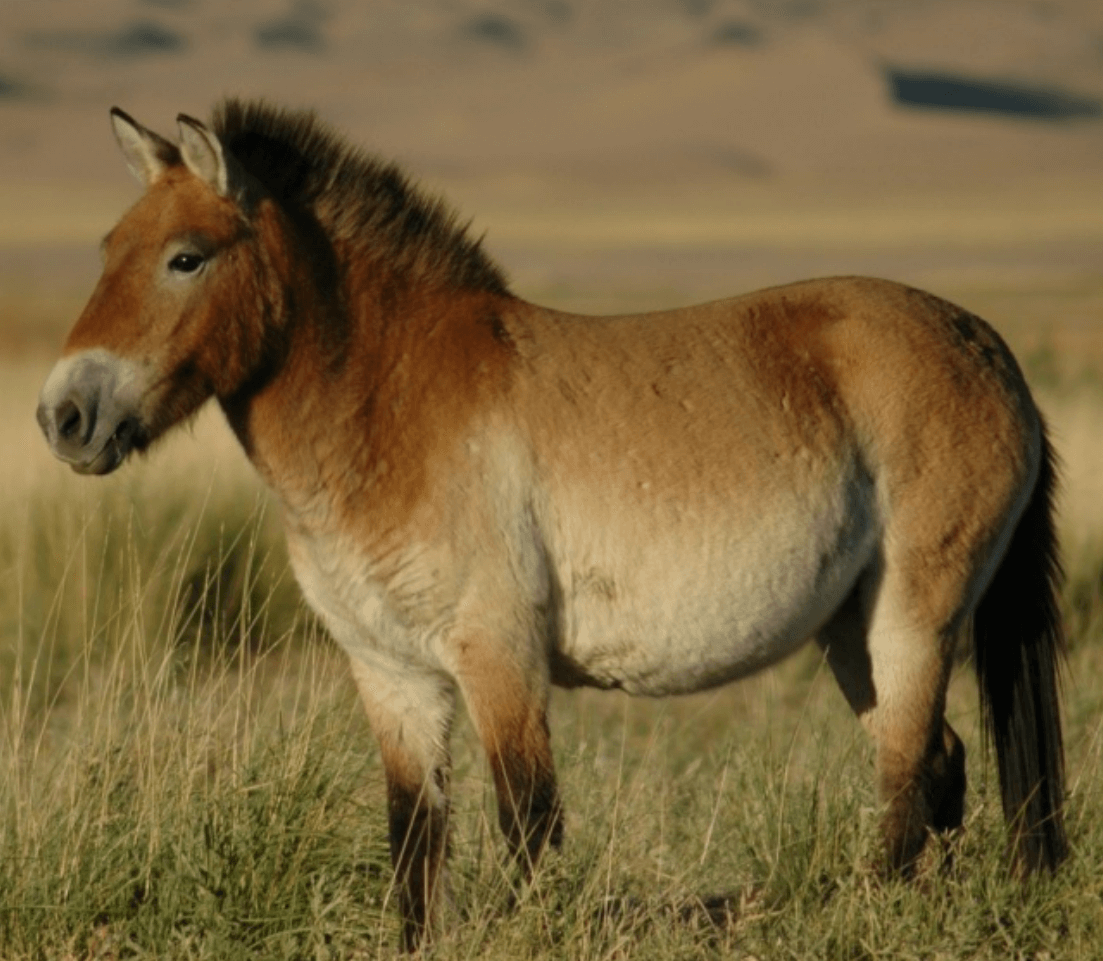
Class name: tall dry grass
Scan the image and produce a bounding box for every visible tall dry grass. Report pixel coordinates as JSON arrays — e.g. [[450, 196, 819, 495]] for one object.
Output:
[[2, 286, 1103, 957]]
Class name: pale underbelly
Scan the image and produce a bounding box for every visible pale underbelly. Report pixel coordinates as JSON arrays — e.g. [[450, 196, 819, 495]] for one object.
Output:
[[552, 592, 839, 695], [549, 508, 878, 697], [285, 459, 879, 698]]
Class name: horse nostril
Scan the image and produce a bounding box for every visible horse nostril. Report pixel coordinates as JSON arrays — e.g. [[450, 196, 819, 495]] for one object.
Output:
[[113, 416, 139, 447], [57, 399, 84, 441]]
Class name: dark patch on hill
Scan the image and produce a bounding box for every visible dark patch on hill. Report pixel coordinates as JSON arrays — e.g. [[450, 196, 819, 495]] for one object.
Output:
[[256, 2, 326, 52], [109, 22, 185, 56], [460, 13, 526, 50], [709, 20, 764, 47], [0, 74, 28, 100], [26, 22, 186, 59], [887, 69, 1102, 121]]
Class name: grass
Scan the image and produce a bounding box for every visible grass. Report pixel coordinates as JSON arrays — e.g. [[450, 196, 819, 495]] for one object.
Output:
[[4, 295, 1103, 959]]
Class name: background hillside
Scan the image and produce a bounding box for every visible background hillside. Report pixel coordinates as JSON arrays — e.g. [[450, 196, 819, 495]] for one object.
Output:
[[3, 0, 1103, 182], [2, 0, 1103, 325]]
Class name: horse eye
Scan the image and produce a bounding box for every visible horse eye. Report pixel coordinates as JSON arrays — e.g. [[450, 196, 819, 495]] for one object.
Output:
[[168, 252, 205, 274]]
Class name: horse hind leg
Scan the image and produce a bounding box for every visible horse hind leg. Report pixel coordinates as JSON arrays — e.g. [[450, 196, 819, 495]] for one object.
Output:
[[928, 695, 967, 835], [817, 571, 968, 874], [872, 613, 970, 873]]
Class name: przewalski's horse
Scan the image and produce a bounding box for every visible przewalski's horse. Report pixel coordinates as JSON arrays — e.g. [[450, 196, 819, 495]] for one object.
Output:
[[37, 100, 1067, 949]]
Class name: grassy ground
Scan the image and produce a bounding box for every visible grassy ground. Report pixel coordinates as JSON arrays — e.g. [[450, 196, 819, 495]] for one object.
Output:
[[3, 279, 1103, 959]]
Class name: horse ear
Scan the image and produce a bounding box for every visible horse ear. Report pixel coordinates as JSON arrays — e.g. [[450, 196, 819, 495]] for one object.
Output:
[[110, 107, 177, 186], [177, 114, 236, 198]]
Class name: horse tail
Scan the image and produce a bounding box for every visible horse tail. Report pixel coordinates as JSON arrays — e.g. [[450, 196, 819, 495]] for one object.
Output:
[[974, 421, 1068, 873]]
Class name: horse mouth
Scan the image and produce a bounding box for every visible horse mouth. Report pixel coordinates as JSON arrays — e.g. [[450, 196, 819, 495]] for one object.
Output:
[[68, 417, 145, 476]]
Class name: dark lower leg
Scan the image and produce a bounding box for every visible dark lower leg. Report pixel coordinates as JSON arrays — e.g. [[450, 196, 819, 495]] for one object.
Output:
[[454, 648, 564, 876], [928, 722, 966, 833], [880, 764, 931, 875], [490, 721, 563, 874], [879, 720, 966, 874], [492, 766, 563, 873], [387, 773, 450, 952]]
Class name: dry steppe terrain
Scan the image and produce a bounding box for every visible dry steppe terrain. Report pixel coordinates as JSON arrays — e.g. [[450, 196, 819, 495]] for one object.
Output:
[[2, 2, 1103, 958]]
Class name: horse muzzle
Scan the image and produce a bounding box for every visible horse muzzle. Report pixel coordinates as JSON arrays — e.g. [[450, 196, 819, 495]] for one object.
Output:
[[37, 351, 147, 476]]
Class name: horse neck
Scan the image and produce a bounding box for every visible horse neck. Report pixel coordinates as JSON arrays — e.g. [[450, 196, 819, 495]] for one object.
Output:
[[218, 220, 513, 528]]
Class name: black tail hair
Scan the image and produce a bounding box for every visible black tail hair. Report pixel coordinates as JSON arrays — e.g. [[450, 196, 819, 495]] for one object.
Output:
[[975, 423, 1068, 872]]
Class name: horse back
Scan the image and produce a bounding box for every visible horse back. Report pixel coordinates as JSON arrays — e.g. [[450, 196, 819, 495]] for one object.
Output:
[[502, 275, 1037, 518]]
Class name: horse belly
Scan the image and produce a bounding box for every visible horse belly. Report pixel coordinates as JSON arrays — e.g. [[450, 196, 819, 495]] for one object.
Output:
[[551, 481, 878, 696]]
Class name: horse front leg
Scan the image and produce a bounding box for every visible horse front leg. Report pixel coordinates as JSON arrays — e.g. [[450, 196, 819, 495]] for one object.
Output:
[[452, 636, 563, 876], [486, 708, 563, 874], [348, 656, 457, 952]]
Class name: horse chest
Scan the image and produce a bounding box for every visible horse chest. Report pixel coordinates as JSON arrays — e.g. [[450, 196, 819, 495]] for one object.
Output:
[[285, 524, 454, 668]]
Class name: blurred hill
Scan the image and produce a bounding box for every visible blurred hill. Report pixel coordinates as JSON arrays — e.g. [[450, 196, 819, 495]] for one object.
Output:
[[2, 0, 1102, 185], [1, 0, 1102, 326]]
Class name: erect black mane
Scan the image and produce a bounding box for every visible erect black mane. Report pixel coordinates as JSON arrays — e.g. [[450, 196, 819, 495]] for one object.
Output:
[[210, 98, 510, 296]]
